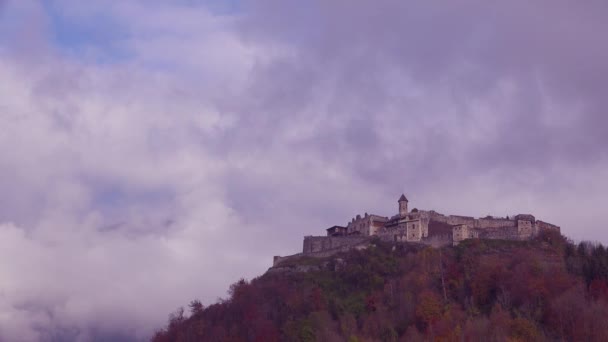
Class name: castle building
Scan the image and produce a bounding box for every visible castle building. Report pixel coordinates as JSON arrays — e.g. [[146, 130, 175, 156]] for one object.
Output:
[[326, 225, 347, 237], [344, 213, 389, 236], [273, 194, 561, 266], [383, 194, 428, 242], [399, 194, 408, 217]]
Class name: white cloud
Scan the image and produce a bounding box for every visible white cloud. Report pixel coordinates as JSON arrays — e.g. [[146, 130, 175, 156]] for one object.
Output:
[[0, 4, 264, 339], [1, 0, 608, 340]]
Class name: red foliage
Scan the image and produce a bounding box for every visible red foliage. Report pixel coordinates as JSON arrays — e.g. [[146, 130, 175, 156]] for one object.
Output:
[[588, 279, 608, 301], [152, 236, 608, 342]]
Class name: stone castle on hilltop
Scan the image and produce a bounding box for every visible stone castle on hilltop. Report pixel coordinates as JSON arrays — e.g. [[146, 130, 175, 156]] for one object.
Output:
[[273, 194, 560, 266]]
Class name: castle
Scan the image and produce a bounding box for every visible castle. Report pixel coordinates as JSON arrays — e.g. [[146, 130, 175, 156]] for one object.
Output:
[[273, 194, 560, 266]]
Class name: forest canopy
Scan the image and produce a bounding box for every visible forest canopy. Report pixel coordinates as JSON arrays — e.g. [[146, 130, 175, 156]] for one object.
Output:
[[153, 231, 608, 341]]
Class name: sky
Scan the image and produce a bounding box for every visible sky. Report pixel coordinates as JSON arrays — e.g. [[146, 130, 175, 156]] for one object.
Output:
[[1, 0, 607, 340]]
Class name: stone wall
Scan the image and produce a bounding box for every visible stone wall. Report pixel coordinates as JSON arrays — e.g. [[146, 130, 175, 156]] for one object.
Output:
[[478, 226, 520, 240], [376, 219, 428, 243], [346, 213, 388, 236], [273, 253, 304, 266], [426, 211, 450, 223], [425, 211, 516, 230], [537, 220, 561, 233], [426, 212, 475, 227], [476, 218, 516, 229], [274, 236, 372, 267], [370, 220, 385, 236], [422, 234, 453, 247], [448, 215, 477, 227], [518, 220, 534, 238], [376, 228, 403, 242], [452, 224, 469, 245], [303, 235, 369, 254], [405, 220, 422, 241], [274, 244, 370, 266]]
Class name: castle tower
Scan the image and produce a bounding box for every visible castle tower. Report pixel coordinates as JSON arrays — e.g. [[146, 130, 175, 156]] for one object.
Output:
[[398, 194, 409, 218]]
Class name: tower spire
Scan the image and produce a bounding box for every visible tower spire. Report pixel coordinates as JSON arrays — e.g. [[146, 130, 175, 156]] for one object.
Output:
[[398, 194, 408, 217]]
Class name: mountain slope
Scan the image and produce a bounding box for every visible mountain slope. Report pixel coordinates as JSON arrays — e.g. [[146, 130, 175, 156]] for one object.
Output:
[[152, 230, 608, 341]]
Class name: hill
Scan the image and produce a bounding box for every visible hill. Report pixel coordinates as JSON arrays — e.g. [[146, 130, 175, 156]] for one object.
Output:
[[152, 230, 608, 341]]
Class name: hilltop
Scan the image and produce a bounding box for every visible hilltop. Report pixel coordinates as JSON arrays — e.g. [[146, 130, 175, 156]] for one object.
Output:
[[152, 230, 608, 341], [273, 194, 560, 268]]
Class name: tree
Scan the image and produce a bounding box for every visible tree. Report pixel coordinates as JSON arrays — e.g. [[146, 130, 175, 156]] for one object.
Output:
[[189, 299, 204, 316], [416, 290, 442, 333]]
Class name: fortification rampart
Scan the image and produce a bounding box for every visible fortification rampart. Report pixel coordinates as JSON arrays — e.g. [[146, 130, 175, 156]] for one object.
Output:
[[303, 235, 369, 254], [537, 220, 560, 232], [273, 246, 365, 267], [448, 215, 477, 227], [478, 226, 521, 240], [422, 234, 453, 248], [273, 253, 304, 266], [476, 218, 516, 229], [271, 194, 561, 267], [425, 211, 516, 230], [274, 236, 371, 266]]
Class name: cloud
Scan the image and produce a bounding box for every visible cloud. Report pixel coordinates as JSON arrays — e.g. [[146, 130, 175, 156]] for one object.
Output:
[[1, 0, 608, 340], [235, 0, 608, 212], [244, 0, 608, 147], [0, 3, 265, 339]]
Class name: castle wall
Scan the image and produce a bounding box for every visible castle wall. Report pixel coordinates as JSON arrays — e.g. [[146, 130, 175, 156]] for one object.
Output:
[[452, 224, 469, 245], [274, 242, 373, 266], [478, 226, 520, 240], [406, 220, 422, 241], [518, 220, 534, 238], [426, 211, 449, 223], [448, 215, 477, 227], [387, 224, 422, 242], [346, 213, 388, 236], [476, 218, 516, 229], [377, 217, 427, 242], [426, 212, 476, 227], [537, 220, 561, 233], [422, 234, 453, 248], [272, 235, 373, 266], [370, 220, 385, 235], [303, 235, 369, 254], [415, 214, 430, 237], [278, 200, 562, 267], [425, 211, 516, 230], [376, 228, 405, 242], [273, 253, 304, 266]]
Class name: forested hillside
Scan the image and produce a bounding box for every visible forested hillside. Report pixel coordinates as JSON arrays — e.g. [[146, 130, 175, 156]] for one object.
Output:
[[152, 231, 608, 341]]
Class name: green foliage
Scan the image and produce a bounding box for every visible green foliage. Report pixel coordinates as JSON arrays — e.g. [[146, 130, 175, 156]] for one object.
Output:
[[380, 326, 398, 342], [153, 233, 608, 342], [283, 318, 316, 342], [415, 291, 442, 325]]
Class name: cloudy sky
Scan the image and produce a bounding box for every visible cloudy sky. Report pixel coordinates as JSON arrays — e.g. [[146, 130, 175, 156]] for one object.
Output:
[[1, 0, 607, 340]]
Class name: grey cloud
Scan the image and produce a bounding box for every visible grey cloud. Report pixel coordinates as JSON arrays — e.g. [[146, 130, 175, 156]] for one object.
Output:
[[2, 0, 608, 340], [233, 0, 608, 190], [228, 0, 608, 242]]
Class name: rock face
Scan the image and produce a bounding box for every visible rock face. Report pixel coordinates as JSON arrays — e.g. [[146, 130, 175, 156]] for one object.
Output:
[[273, 194, 560, 266]]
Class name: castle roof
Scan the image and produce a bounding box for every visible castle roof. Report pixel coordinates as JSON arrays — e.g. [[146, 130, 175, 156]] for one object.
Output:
[[398, 194, 408, 202], [326, 225, 346, 231]]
